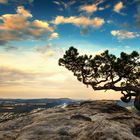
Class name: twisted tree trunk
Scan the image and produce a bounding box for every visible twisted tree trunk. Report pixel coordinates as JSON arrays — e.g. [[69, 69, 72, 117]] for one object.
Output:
[[134, 93, 140, 111]]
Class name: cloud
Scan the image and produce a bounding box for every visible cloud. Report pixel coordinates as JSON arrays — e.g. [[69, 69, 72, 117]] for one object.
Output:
[[4, 46, 19, 52], [0, 47, 122, 99], [0, 30, 22, 44], [0, 50, 65, 88], [0, 14, 30, 31], [98, 4, 110, 11], [16, 6, 32, 17], [53, 16, 105, 28], [0, 6, 57, 44], [53, 1, 61, 5], [36, 44, 55, 58], [111, 30, 139, 40], [36, 44, 52, 54], [36, 43, 62, 58], [0, 0, 7, 4], [49, 32, 59, 40], [32, 20, 54, 32], [53, 0, 76, 11], [79, 0, 110, 14], [114, 1, 123, 13], [93, 0, 105, 5], [0, 65, 67, 87], [80, 4, 97, 14], [0, 66, 37, 86]]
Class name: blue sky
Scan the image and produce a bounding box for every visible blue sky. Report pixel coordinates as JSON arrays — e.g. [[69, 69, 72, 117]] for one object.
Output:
[[0, 0, 139, 99]]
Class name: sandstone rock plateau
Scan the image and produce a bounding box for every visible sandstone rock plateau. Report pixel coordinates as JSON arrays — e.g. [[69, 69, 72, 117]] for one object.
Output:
[[0, 100, 140, 140]]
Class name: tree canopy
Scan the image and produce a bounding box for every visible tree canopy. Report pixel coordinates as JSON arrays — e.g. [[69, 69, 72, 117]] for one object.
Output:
[[59, 47, 140, 110]]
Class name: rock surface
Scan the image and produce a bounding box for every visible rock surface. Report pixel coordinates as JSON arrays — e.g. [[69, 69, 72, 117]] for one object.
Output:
[[0, 100, 140, 140]]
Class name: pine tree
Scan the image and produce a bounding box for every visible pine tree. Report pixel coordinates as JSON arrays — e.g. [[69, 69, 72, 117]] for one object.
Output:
[[59, 47, 140, 110]]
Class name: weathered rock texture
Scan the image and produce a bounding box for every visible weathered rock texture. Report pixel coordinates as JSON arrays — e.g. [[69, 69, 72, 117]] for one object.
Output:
[[0, 100, 140, 140]]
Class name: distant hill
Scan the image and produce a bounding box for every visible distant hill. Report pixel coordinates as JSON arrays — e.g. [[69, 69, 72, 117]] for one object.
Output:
[[0, 98, 75, 104], [0, 98, 77, 113], [0, 98, 139, 115]]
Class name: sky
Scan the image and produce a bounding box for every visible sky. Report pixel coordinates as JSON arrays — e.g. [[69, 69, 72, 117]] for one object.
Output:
[[0, 0, 139, 99]]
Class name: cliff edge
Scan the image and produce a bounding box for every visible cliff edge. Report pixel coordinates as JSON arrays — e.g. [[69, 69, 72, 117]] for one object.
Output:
[[0, 100, 140, 140]]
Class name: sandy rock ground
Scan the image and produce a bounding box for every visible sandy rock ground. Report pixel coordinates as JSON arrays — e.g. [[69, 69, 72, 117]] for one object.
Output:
[[0, 100, 140, 140]]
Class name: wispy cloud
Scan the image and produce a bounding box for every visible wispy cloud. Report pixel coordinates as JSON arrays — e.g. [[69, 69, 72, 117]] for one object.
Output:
[[36, 44, 55, 58], [111, 30, 140, 40], [4, 46, 19, 52], [0, 66, 66, 87], [36, 44, 52, 54], [53, 16, 105, 28], [0, 66, 37, 86], [0, 58, 68, 87], [98, 4, 110, 11], [53, 0, 76, 11], [36, 43, 63, 59]]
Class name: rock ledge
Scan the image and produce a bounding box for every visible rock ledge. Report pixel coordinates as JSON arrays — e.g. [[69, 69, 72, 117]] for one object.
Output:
[[0, 100, 140, 140]]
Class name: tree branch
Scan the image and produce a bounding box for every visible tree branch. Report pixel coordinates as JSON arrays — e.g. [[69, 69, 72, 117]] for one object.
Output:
[[92, 84, 140, 93], [104, 76, 122, 87]]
